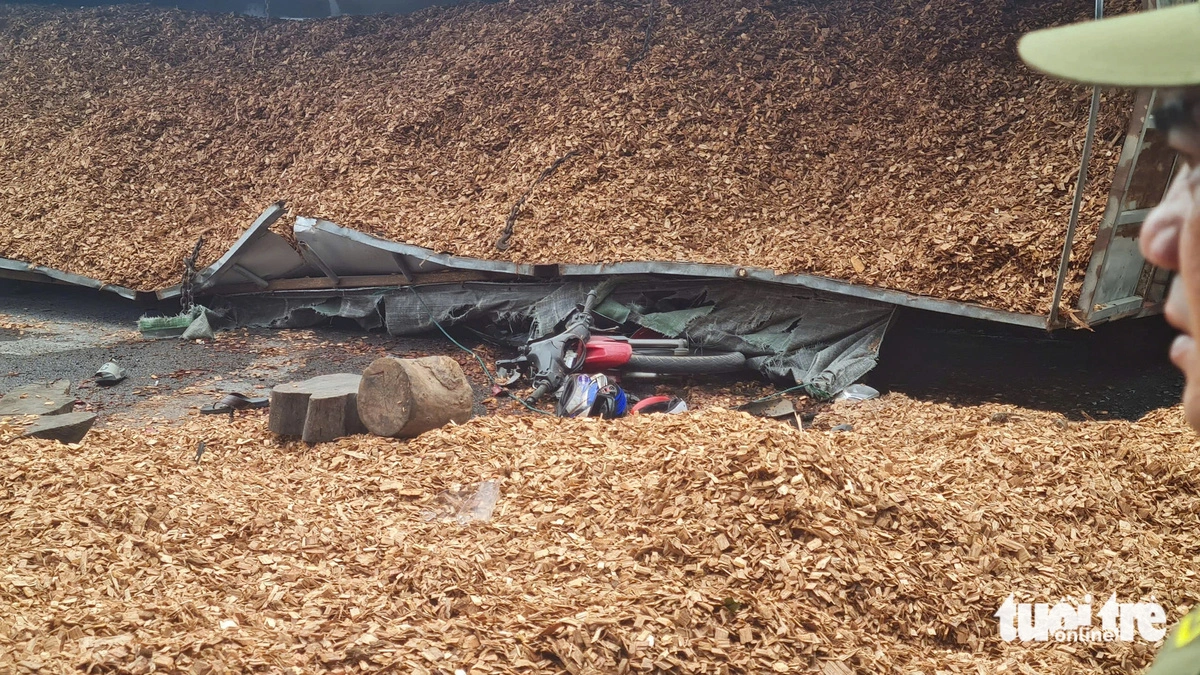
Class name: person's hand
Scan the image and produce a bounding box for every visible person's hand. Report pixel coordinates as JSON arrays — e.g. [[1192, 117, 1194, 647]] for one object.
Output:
[[1140, 171, 1189, 271], [1144, 162, 1200, 428]]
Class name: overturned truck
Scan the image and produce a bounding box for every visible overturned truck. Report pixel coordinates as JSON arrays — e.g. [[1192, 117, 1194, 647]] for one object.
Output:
[[0, 0, 1182, 362]]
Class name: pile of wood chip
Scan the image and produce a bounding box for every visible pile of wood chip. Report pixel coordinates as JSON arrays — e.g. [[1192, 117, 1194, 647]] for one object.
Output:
[[0, 0, 1137, 313], [1, 395, 1196, 673]]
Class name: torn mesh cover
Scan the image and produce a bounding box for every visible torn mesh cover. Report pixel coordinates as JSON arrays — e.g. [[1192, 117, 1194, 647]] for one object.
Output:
[[382, 283, 576, 339], [223, 294, 384, 331], [220, 277, 892, 393], [224, 279, 892, 397]]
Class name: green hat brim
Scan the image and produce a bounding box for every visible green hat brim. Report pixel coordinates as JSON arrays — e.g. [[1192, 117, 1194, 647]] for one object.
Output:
[[1018, 3, 1200, 87]]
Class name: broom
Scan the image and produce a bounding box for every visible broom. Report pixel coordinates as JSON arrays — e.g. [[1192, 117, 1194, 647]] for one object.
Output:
[[137, 307, 204, 339]]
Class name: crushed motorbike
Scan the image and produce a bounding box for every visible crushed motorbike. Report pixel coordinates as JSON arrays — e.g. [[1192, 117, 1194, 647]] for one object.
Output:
[[495, 288, 746, 416]]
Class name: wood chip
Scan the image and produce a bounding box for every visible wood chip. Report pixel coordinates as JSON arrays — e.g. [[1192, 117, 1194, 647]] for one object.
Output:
[[0, 394, 1193, 672]]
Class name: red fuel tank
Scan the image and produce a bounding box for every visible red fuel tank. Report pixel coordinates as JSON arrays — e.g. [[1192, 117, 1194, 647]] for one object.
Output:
[[582, 337, 633, 371]]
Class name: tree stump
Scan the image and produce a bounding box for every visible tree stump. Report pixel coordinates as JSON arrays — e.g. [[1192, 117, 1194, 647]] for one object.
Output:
[[357, 356, 473, 438], [269, 373, 368, 444]]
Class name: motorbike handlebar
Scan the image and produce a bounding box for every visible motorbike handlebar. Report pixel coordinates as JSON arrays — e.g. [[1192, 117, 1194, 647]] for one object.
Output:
[[525, 382, 551, 406]]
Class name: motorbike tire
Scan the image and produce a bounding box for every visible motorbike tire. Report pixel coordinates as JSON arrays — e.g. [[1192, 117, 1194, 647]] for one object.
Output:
[[625, 351, 746, 374]]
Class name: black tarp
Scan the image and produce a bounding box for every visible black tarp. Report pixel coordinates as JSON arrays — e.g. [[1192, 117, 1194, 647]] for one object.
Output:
[[222, 278, 893, 398]]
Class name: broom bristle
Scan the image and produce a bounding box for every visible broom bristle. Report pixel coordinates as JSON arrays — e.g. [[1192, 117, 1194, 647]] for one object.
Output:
[[138, 307, 202, 332]]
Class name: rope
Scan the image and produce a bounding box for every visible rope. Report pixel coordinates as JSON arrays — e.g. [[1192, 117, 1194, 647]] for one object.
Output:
[[407, 286, 554, 416], [626, 0, 658, 71], [181, 237, 205, 312]]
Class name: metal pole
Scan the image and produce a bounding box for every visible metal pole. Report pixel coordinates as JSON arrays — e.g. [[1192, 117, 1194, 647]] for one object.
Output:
[[1048, 0, 1104, 329]]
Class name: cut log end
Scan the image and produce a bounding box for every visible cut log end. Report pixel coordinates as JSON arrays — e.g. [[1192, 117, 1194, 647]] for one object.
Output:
[[358, 357, 414, 438], [358, 356, 473, 438]]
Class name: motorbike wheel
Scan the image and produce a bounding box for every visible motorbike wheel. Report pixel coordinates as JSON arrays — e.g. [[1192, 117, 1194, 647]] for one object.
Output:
[[624, 351, 746, 374]]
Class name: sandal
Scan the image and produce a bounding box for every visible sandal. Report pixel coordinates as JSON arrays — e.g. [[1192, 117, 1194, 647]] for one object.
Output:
[[94, 360, 127, 386]]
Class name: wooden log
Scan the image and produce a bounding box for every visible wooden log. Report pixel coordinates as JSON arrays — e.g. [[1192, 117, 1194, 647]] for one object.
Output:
[[357, 356, 473, 438], [268, 373, 367, 444]]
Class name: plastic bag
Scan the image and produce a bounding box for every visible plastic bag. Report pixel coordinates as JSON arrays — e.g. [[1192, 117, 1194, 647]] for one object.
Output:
[[180, 310, 214, 340], [834, 384, 879, 403], [421, 480, 500, 525]]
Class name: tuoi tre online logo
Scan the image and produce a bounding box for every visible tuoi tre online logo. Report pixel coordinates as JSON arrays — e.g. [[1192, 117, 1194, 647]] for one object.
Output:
[[995, 593, 1167, 643]]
